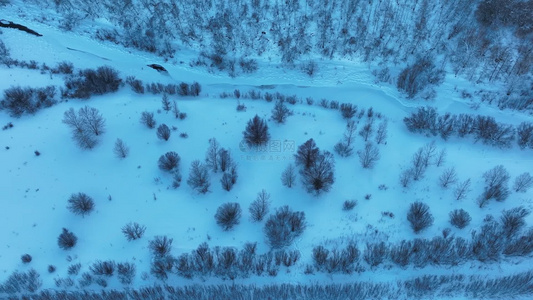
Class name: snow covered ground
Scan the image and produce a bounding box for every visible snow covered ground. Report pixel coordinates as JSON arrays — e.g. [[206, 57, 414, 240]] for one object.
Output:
[[0, 5, 532, 298]]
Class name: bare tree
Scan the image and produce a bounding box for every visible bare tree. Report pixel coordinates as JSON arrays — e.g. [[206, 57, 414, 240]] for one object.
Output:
[[249, 189, 271, 222], [358, 120, 373, 142], [407, 202, 434, 233], [334, 120, 357, 157], [399, 169, 413, 188], [79, 106, 106, 136], [215, 202, 242, 230], [454, 178, 471, 201], [411, 148, 427, 180], [217, 148, 234, 172], [358, 142, 380, 169], [113, 138, 129, 158], [421, 141, 437, 167], [478, 165, 510, 207], [205, 138, 220, 172], [172, 100, 180, 119], [187, 160, 210, 194], [513, 172, 533, 193], [439, 167, 457, 188], [140, 111, 156, 129], [435, 149, 447, 167], [281, 163, 296, 188], [295, 139, 320, 169], [375, 120, 388, 144], [161, 94, 171, 112]]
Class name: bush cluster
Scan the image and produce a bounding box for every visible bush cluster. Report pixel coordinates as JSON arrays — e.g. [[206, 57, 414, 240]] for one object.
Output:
[[63, 66, 122, 99], [1, 86, 56, 117], [404, 107, 518, 148]]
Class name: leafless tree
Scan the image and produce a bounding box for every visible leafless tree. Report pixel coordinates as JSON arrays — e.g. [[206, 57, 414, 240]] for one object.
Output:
[[358, 120, 373, 142], [436, 149, 447, 167], [375, 120, 388, 144], [113, 138, 129, 158], [454, 179, 471, 201], [281, 163, 297, 188], [205, 138, 220, 172], [249, 189, 271, 222], [358, 142, 380, 169], [513, 172, 533, 193], [161, 94, 171, 112], [187, 160, 210, 194], [439, 167, 457, 188]]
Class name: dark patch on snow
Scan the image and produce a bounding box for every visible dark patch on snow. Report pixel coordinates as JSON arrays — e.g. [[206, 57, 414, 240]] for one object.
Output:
[[147, 64, 168, 72], [0, 20, 42, 36]]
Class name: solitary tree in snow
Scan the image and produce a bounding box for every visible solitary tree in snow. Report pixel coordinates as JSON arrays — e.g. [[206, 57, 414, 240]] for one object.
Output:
[[63, 106, 106, 149], [454, 179, 472, 201], [215, 202, 242, 231], [513, 172, 533, 193], [161, 94, 171, 112], [407, 202, 434, 233], [243, 115, 270, 147], [375, 120, 388, 144], [113, 138, 129, 158], [281, 163, 297, 188], [358, 120, 373, 142], [271, 100, 290, 123], [358, 142, 380, 169]]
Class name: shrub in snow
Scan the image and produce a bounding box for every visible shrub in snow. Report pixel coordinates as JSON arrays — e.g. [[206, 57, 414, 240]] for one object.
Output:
[[449, 209, 471, 229], [64, 66, 121, 99], [375, 120, 388, 144], [156, 124, 171, 141], [243, 115, 270, 147], [249, 190, 271, 222], [113, 138, 129, 158], [178, 82, 189, 96], [2, 86, 57, 117], [453, 179, 472, 200], [1, 269, 42, 293], [271, 100, 290, 123], [513, 172, 533, 193], [517, 122, 533, 149], [264, 206, 306, 248], [149, 236, 173, 257], [471, 220, 504, 261], [220, 172, 235, 191], [187, 160, 210, 194], [215, 202, 242, 231], [478, 165, 510, 208], [190, 82, 202, 96], [343, 200, 357, 211], [217, 148, 234, 173], [125, 76, 145, 94], [140, 111, 156, 129], [158, 151, 180, 172], [117, 262, 136, 285], [363, 242, 387, 267], [403, 106, 438, 133], [90, 260, 115, 277], [51, 61, 74, 74], [67, 192, 95, 216], [504, 228, 533, 256], [151, 255, 174, 280], [500, 207, 530, 239], [407, 202, 434, 233], [58, 228, 77, 250], [122, 222, 146, 241], [68, 263, 81, 275], [397, 57, 445, 98], [21, 254, 32, 264], [161, 94, 171, 112], [339, 103, 357, 119], [48, 265, 56, 273], [301, 151, 335, 195]]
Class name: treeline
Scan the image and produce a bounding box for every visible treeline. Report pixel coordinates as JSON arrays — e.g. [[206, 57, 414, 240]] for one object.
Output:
[[404, 107, 533, 149], [313, 208, 532, 272], [27, 0, 532, 108], [3, 270, 532, 299]]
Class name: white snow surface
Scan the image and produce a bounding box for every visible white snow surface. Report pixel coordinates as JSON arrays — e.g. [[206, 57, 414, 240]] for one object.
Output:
[[0, 5, 532, 293]]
